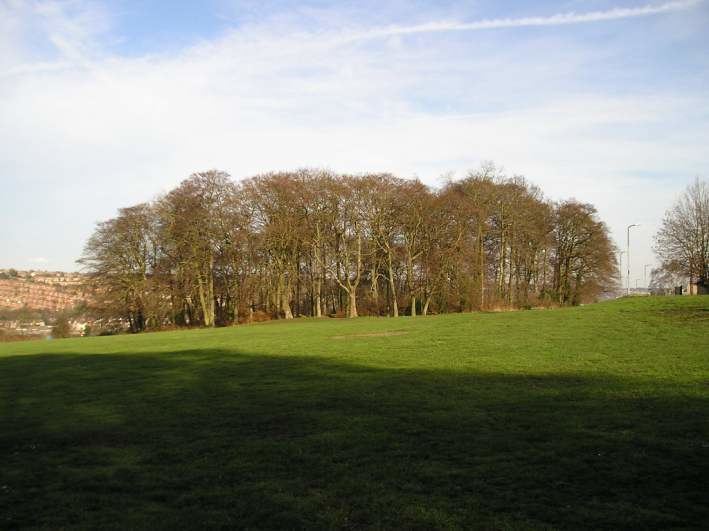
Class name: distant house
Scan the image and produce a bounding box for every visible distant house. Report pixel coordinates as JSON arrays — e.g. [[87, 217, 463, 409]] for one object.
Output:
[[687, 279, 708, 295]]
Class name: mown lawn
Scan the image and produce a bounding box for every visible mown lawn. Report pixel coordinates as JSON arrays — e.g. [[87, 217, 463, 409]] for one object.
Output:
[[1, 297, 707, 529]]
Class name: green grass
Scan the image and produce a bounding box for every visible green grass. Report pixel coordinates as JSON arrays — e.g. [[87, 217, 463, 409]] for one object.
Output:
[[1, 297, 707, 529]]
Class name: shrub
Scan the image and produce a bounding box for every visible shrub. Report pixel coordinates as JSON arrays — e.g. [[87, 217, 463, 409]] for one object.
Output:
[[51, 315, 72, 339]]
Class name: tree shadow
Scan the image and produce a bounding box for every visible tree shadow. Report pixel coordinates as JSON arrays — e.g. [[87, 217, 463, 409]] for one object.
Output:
[[1, 350, 707, 529]]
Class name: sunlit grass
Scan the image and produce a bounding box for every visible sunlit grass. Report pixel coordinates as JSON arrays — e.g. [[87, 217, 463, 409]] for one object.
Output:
[[1, 297, 707, 528]]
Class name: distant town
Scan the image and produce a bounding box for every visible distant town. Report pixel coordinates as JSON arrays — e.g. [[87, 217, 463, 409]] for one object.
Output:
[[0, 269, 92, 340]]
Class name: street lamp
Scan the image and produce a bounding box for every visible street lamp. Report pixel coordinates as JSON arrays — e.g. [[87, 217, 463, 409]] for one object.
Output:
[[626, 224, 640, 297]]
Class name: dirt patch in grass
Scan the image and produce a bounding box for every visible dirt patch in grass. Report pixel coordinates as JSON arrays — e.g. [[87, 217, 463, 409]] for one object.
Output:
[[331, 331, 408, 340], [657, 306, 709, 323]]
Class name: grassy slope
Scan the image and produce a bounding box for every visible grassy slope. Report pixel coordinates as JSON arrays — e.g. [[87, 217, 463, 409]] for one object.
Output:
[[0, 297, 707, 529]]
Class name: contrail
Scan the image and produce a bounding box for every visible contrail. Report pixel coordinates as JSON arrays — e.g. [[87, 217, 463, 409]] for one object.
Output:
[[343, 0, 702, 42]]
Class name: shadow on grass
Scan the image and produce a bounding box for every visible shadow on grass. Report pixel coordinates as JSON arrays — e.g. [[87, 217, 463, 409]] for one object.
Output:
[[1, 350, 707, 529]]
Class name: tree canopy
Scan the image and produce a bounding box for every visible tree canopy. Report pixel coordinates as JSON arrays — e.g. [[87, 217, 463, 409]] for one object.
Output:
[[79, 167, 619, 330]]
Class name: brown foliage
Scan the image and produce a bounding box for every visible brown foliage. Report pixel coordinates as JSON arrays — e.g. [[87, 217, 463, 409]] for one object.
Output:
[[79, 165, 618, 329]]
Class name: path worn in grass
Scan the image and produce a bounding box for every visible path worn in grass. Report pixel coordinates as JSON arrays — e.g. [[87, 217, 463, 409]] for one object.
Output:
[[1, 297, 707, 529]]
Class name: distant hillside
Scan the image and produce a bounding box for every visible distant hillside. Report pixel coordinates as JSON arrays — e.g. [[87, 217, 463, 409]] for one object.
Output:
[[0, 269, 89, 311]]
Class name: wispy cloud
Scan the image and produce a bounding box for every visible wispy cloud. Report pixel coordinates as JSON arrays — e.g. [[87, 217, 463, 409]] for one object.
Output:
[[0, 0, 108, 76], [0, 0, 706, 274], [343, 0, 703, 42]]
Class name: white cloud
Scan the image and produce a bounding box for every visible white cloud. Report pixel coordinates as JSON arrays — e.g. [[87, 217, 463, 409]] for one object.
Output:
[[0, 0, 109, 74], [342, 0, 704, 42], [0, 0, 707, 278]]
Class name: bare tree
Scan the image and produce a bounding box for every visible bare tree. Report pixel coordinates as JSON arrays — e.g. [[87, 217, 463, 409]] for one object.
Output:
[[79, 203, 161, 332], [654, 178, 709, 287], [368, 174, 403, 317], [397, 179, 432, 316], [158, 171, 236, 327], [552, 201, 617, 305], [323, 176, 372, 318], [81, 165, 620, 330]]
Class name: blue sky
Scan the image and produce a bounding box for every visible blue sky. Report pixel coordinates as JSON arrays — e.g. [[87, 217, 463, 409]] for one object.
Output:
[[1, 0, 708, 285]]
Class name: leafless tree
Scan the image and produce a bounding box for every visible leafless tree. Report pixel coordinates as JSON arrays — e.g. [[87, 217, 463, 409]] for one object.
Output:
[[157, 170, 237, 327], [78, 203, 161, 332], [80, 165, 620, 330], [654, 178, 709, 286]]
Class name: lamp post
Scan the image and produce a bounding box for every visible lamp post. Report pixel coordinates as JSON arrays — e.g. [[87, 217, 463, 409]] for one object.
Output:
[[626, 224, 639, 297], [644, 264, 652, 288]]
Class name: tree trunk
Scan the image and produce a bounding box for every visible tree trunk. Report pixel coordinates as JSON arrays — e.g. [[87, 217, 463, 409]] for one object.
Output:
[[197, 266, 215, 327], [541, 248, 548, 300], [507, 247, 514, 306], [348, 291, 358, 318], [371, 262, 380, 313], [313, 243, 323, 317], [387, 254, 398, 317], [282, 292, 293, 319], [280, 274, 293, 319], [498, 226, 506, 300], [478, 225, 485, 309], [422, 295, 431, 316], [207, 257, 215, 326], [295, 261, 301, 317], [273, 281, 280, 317], [314, 278, 322, 317], [405, 252, 415, 317]]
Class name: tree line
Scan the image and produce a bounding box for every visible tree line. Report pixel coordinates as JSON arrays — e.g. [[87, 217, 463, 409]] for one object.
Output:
[[79, 166, 618, 331]]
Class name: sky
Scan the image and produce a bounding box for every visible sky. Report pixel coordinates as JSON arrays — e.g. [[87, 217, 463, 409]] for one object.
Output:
[[1, 0, 708, 287]]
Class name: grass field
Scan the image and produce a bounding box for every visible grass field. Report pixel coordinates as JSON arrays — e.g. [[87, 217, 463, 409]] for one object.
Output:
[[1, 297, 707, 529]]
